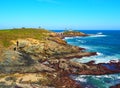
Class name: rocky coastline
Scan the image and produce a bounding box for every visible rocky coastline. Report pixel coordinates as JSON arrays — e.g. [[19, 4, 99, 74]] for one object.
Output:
[[0, 29, 120, 88]]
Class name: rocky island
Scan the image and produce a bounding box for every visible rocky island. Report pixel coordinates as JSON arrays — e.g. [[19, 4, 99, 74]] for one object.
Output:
[[0, 28, 120, 88], [53, 30, 88, 39]]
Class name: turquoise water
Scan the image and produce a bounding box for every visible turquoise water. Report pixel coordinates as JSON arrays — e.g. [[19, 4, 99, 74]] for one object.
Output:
[[70, 74, 120, 88], [53, 30, 120, 88], [64, 30, 120, 64]]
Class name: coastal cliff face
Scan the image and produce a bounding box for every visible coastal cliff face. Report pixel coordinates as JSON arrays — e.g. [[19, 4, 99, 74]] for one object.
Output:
[[0, 28, 119, 88], [0, 28, 94, 88]]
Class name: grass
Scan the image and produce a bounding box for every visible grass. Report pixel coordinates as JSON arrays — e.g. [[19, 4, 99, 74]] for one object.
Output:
[[0, 28, 51, 47]]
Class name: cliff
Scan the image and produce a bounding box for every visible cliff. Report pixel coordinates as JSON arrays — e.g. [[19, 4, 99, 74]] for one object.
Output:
[[0, 28, 119, 88], [0, 28, 95, 88]]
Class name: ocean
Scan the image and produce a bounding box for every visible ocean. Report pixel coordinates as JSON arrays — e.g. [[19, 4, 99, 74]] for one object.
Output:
[[52, 30, 120, 88]]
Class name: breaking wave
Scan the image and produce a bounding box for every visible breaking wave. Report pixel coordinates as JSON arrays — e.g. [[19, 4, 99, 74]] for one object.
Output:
[[89, 34, 107, 38], [70, 74, 120, 88], [73, 53, 120, 64]]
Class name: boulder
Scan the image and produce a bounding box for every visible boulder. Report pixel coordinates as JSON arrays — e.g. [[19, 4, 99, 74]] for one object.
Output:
[[48, 59, 59, 64], [69, 61, 89, 70], [34, 64, 55, 72]]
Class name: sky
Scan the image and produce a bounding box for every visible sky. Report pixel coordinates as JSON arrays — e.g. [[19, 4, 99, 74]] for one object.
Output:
[[0, 0, 120, 30]]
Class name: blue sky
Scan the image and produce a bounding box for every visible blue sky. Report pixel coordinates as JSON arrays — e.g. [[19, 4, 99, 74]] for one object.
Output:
[[0, 0, 120, 30]]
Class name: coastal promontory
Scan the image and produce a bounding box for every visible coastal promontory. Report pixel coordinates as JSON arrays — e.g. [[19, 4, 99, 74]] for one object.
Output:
[[0, 28, 120, 88]]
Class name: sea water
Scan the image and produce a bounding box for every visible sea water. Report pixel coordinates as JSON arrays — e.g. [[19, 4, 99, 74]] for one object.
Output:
[[64, 30, 120, 64], [52, 30, 120, 88]]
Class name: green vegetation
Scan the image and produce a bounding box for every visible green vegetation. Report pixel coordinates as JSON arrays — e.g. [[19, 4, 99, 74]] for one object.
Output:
[[0, 28, 51, 47]]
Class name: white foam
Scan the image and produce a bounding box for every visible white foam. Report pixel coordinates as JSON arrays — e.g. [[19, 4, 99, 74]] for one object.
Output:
[[64, 36, 81, 40], [89, 34, 107, 38], [75, 78, 87, 82], [73, 54, 120, 64], [73, 74, 120, 81], [97, 32, 103, 35], [75, 36, 81, 38], [64, 37, 74, 40], [77, 40, 86, 43], [97, 52, 103, 56], [79, 45, 91, 50], [71, 73, 120, 88]]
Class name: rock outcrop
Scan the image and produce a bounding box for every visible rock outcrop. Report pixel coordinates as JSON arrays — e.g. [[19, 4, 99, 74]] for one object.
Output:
[[0, 29, 119, 88], [0, 36, 93, 88], [56, 30, 88, 39]]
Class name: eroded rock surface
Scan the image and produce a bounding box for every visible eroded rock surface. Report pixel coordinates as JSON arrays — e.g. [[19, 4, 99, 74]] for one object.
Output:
[[0, 30, 119, 88], [0, 37, 93, 88]]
